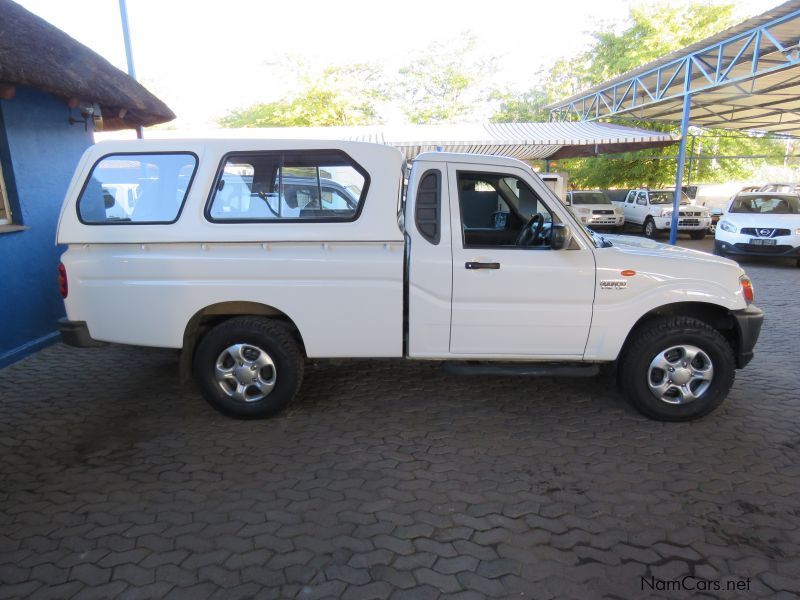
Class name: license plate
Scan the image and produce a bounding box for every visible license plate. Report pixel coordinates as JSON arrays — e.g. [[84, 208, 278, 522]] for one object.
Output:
[[749, 238, 777, 246]]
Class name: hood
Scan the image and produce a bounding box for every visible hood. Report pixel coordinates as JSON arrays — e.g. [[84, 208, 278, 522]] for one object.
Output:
[[601, 234, 738, 266]]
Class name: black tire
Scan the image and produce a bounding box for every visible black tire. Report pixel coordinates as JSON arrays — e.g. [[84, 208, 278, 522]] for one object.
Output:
[[643, 217, 657, 238], [619, 316, 735, 421], [690, 230, 706, 240], [193, 317, 304, 419]]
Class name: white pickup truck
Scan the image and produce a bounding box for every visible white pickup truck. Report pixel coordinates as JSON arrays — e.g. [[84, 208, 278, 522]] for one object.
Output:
[[56, 139, 763, 422], [617, 189, 711, 239]]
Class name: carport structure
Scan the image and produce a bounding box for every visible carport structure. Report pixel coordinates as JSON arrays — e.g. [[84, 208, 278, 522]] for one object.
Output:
[[547, 0, 800, 243]]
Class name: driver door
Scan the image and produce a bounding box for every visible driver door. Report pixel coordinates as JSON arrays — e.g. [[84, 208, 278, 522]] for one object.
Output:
[[447, 163, 596, 357]]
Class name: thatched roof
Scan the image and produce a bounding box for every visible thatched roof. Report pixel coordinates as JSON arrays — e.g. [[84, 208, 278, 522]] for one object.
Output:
[[0, 0, 175, 130]]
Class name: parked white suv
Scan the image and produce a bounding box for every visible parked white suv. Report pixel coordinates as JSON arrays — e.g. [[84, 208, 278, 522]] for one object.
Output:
[[565, 190, 624, 232], [617, 189, 711, 239], [715, 192, 800, 267], [56, 139, 763, 422]]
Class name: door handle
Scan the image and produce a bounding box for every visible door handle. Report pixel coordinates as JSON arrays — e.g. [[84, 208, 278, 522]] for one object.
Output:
[[465, 261, 500, 270]]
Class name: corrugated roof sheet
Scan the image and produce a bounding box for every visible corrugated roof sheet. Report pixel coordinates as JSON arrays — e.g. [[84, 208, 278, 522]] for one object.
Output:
[[190, 122, 675, 160]]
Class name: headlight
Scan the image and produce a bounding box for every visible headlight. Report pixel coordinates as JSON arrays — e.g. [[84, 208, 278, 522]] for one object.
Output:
[[719, 220, 737, 233], [614, 207, 623, 214], [795, 228, 800, 235], [577, 207, 591, 214], [660, 209, 672, 217]]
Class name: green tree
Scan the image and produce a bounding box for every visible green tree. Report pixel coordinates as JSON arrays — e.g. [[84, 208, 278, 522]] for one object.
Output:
[[396, 33, 496, 124], [491, 89, 548, 123], [219, 61, 386, 128]]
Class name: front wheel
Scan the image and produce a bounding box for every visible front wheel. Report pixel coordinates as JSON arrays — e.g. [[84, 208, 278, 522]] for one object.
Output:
[[643, 218, 657, 238], [619, 316, 735, 421], [193, 317, 304, 418], [690, 230, 706, 240]]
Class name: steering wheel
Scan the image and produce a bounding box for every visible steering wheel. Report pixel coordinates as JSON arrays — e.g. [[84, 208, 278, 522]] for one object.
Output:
[[515, 213, 545, 246]]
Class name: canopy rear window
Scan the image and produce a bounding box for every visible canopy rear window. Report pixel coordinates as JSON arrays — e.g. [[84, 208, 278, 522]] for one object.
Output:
[[77, 153, 197, 224]]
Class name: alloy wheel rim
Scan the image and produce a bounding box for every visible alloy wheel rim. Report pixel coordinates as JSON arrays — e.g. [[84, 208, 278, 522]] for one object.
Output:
[[214, 343, 276, 402], [647, 344, 714, 405]]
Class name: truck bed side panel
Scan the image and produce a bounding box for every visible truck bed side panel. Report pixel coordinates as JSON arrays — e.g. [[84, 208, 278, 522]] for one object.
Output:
[[62, 241, 404, 357]]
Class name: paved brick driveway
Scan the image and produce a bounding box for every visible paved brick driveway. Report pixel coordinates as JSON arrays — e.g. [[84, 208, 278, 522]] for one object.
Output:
[[1, 242, 799, 599]]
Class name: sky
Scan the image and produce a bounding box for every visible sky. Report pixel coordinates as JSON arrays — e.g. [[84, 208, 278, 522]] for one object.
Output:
[[15, 0, 783, 130]]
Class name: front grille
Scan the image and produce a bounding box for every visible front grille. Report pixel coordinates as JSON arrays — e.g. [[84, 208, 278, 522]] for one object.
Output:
[[740, 227, 791, 238], [592, 210, 614, 215], [734, 243, 793, 254], [678, 219, 700, 227]]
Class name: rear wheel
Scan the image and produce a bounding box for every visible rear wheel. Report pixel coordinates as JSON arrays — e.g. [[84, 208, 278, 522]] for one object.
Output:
[[690, 230, 706, 240], [643, 217, 657, 238], [193, 317, 303, 418], [619, 316, 735, 421]]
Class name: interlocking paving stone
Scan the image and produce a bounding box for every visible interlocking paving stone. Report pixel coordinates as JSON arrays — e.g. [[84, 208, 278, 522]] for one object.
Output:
[[1, 247, 799, 597]]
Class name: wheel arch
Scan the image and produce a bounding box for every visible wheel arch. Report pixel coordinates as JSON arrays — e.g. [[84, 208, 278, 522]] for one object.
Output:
[[619, 301, 740, 362], [180, 301, 306, 382]]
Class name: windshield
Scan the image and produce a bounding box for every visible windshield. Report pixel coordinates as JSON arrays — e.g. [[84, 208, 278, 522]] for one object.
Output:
[[649, 191, 690, 205], [571, 192, 611, 205], [730, 194, 800, 214]]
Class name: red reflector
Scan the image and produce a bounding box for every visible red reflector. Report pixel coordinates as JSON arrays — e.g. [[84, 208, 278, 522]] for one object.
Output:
[[621, 269, 636, 277], [740, 276, 754, 305], [57, 263, 68, 299]]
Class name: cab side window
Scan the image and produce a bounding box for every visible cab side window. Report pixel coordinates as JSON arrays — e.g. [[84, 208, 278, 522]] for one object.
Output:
[[636, 192, 648, 205], [457, 172, 554, 249]]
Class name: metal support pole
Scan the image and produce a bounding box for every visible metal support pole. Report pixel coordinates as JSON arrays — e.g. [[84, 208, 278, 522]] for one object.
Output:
[[686, 134, 697, 187], [670, 62, 693, 245], [118, 0, 143, 139]]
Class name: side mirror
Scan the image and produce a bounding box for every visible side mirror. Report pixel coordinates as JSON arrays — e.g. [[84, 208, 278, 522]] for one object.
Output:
[[550, 223, 573, 250]]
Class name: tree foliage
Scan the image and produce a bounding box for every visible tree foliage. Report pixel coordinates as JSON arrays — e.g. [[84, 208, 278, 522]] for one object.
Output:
[[219, 62, 386, 128], [395, 34, 496, 124], [491, 89, 548, 123]]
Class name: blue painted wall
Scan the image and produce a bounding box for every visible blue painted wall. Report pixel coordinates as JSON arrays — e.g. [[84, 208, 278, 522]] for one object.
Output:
[[0, 86, 93, 367]]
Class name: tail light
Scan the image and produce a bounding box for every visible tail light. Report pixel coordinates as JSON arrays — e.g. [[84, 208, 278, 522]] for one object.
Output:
[[740, 275, 754, 305], [57, 263, 68, 299]]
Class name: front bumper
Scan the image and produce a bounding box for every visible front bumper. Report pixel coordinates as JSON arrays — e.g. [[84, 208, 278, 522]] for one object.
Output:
[[715, 237, 800, 258], [654, 216, 711, 230], [730, 305, 764, 368], [578, 215, 624, 227], [58, 318, 106, 348]]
